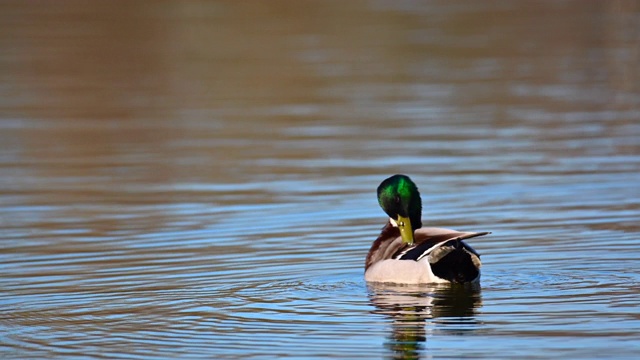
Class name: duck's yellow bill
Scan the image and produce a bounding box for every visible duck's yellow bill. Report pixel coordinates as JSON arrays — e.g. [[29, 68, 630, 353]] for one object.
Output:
[[396, 215, 414, 245]]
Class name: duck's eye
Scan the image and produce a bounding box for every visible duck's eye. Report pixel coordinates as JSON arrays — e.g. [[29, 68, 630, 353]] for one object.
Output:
[[398, 221, 405, 227]]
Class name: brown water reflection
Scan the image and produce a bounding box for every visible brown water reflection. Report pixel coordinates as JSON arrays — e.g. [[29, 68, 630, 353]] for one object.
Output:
[[1, 1, 639, 359]]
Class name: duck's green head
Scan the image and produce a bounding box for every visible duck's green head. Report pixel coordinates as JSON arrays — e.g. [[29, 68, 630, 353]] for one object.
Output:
[[377, 174, 423, 245]]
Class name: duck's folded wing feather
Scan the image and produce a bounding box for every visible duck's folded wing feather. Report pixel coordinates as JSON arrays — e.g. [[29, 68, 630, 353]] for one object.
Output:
[[396, 227, 489, 261]]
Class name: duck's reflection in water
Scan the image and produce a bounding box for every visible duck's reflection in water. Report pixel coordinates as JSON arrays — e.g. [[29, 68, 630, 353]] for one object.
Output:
[[367, 282, 482, 359]]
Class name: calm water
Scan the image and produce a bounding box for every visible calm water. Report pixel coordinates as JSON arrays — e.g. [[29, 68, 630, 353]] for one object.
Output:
[[1, 1, 640, 359]]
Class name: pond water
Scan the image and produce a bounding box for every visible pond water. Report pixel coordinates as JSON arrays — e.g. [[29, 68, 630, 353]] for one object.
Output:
[[1, 1, 639, 359]]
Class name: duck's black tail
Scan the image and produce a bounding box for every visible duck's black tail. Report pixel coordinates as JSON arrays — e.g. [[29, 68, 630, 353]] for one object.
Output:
[[428, 238, 482, 283]]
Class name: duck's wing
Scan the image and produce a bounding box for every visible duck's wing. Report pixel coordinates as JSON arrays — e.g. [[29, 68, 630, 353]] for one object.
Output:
[[365, 222, 490, 271], [365, 223, 489, 271], [396, 227, 489, 261]]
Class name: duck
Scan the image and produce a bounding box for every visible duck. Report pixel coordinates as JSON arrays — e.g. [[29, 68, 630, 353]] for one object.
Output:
[[365, 174, 489, 284]]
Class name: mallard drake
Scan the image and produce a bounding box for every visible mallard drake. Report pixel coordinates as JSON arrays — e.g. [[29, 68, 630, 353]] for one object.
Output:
[[365, 174, 489, 284]]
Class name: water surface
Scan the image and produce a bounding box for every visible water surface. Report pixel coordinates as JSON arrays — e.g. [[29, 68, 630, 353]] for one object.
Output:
[[1, 1, 640, 359]]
